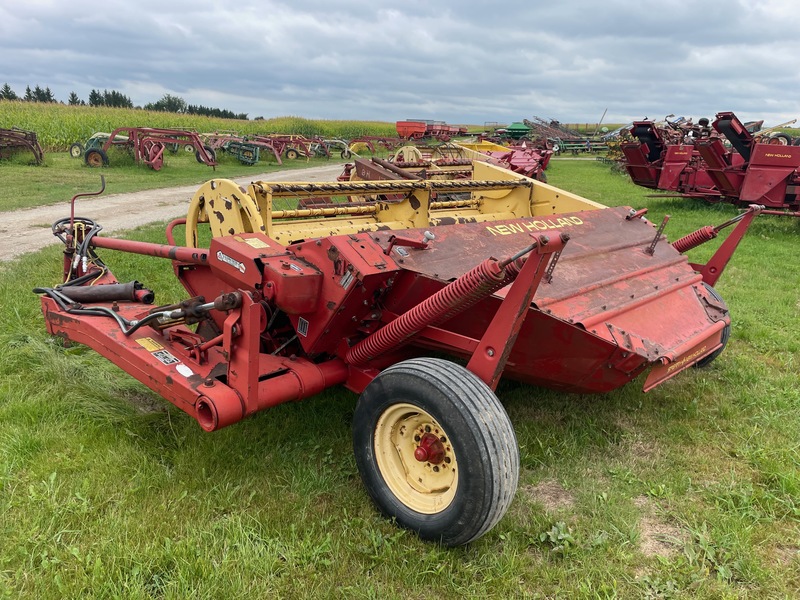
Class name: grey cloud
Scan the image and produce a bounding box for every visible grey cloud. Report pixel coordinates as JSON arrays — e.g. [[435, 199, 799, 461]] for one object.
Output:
[[1, 0, 798, 124]]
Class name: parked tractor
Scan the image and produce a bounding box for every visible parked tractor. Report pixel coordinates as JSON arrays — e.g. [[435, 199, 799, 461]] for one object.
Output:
[[36, 161, 759, 545]]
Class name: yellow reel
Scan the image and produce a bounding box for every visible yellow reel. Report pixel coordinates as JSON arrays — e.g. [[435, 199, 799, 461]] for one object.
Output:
[[185, 179, 265, 247]]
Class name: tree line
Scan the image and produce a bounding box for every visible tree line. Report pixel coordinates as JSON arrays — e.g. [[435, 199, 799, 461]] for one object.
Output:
[[0, 83, 248, 120]]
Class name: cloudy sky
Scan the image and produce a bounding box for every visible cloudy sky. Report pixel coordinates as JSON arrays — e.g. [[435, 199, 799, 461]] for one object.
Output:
[[2, 0, 799, 127]]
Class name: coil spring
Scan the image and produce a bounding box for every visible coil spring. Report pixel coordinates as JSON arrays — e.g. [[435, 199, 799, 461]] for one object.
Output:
[[672, 226, 716, 253], [346, 259, 506, 366]]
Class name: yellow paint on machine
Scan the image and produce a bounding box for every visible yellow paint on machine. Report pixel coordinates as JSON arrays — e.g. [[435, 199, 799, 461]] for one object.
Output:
[[136, 337, 164, 352]]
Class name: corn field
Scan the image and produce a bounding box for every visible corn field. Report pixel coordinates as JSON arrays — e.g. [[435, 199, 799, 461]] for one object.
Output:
[[0, 101, 397, 151]]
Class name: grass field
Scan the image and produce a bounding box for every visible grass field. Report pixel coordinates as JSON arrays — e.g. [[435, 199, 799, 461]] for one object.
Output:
[[0, 149, 354, 211], [0, 159, 798, 598]]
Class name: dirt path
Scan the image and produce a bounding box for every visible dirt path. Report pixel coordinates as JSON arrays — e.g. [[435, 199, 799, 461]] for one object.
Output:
[[0, 164, 346, 262]]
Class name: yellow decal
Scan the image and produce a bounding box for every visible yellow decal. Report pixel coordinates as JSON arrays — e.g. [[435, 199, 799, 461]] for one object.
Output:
[[666, 345, 707, 373], [136, 337, 164, 352], [244, 237, 269, 249], [486, 216, 583, 236], [764, 153, 791, 159]]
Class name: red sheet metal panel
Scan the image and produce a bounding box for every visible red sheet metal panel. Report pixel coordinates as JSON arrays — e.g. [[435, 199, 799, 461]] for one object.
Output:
[[739, 144, 800, 207], [377, 206, 727, 392], [657, 145, 693, 191]]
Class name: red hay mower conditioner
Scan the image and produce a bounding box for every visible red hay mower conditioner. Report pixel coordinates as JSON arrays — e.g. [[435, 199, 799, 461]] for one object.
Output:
[[36, 162, 760, 545]]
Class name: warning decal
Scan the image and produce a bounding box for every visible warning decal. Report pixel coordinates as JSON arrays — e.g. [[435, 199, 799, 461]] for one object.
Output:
[[136, 337, 164, 352], [153, 349, 181, 366]]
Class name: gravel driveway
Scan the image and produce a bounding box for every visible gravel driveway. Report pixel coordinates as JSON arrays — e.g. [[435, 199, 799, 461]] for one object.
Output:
[[0, 163, 346, 262]]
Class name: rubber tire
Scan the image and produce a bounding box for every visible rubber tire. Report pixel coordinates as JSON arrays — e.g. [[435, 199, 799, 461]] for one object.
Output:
[[285, 148, 299, 160], [195, 145, 216, 164], [84, 148, 108, 167], [694, 283, 730, 368], [352, 357, 519, 546], [340, 149, 352, 159], [769, 132, 792, 145], [69, 143, 83, 158]]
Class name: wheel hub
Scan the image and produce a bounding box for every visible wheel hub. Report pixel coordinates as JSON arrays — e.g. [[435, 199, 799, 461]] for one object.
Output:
[[414, 432, 445, 464]]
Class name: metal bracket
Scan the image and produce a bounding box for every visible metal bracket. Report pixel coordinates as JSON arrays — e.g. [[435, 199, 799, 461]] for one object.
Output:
[[645, 215, 670, 255]]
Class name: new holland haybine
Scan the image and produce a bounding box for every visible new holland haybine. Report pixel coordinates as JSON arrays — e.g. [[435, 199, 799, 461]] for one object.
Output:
[[36, 160, 759, 545]]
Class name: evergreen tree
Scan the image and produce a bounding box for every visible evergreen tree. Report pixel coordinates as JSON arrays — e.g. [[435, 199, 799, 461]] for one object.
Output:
[[88, 89, 102, 106], [0, 83, 18, 100], [68, 91, 81, 105], [100, 89, 133, 108], [24, 86, 34, 101]]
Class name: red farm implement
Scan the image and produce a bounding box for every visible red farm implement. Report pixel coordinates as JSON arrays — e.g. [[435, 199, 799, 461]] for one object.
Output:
[[79, 127, 217, 171], [0, 127, 44, 165], [454, 140, 553, 182], [201, 132, 283, 166], [344, 136, 406, 158], [36, 161, 759, 545], [249, 134, 319, 161], [396, 120, 468, 141], [621, 112, 800, 215], [339, 141, 553, 184]]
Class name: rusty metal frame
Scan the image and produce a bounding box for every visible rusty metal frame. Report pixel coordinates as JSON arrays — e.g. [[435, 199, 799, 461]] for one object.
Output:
[[0, 127, 44, 164]]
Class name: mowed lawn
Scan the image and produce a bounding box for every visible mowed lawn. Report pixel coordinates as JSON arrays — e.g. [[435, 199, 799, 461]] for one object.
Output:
[[0, 158, 798, 599]]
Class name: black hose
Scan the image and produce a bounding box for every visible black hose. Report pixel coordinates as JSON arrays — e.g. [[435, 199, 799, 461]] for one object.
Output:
[[34, 286, 133, 331], [34, 286, 166, 336], [58, 269, 105, 287]]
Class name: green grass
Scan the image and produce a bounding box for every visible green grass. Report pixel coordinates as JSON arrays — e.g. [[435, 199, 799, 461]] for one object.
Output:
[[0, 149, 359, 212], [1, 160, 799, 598]]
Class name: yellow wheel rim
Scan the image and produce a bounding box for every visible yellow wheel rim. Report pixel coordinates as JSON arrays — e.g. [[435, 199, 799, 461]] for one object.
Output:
[[374, 403, 458, 514], [393, 146, 423, 162]]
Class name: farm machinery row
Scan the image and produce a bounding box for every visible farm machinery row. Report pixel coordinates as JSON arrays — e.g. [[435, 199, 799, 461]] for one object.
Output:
[[395, 119, 469, 141], [481, 117, 608, 156], [203, 133, 405, 163], [36, 149, 760, 545], [621, 111, 800, 215], [67, 127, 423, 168]]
